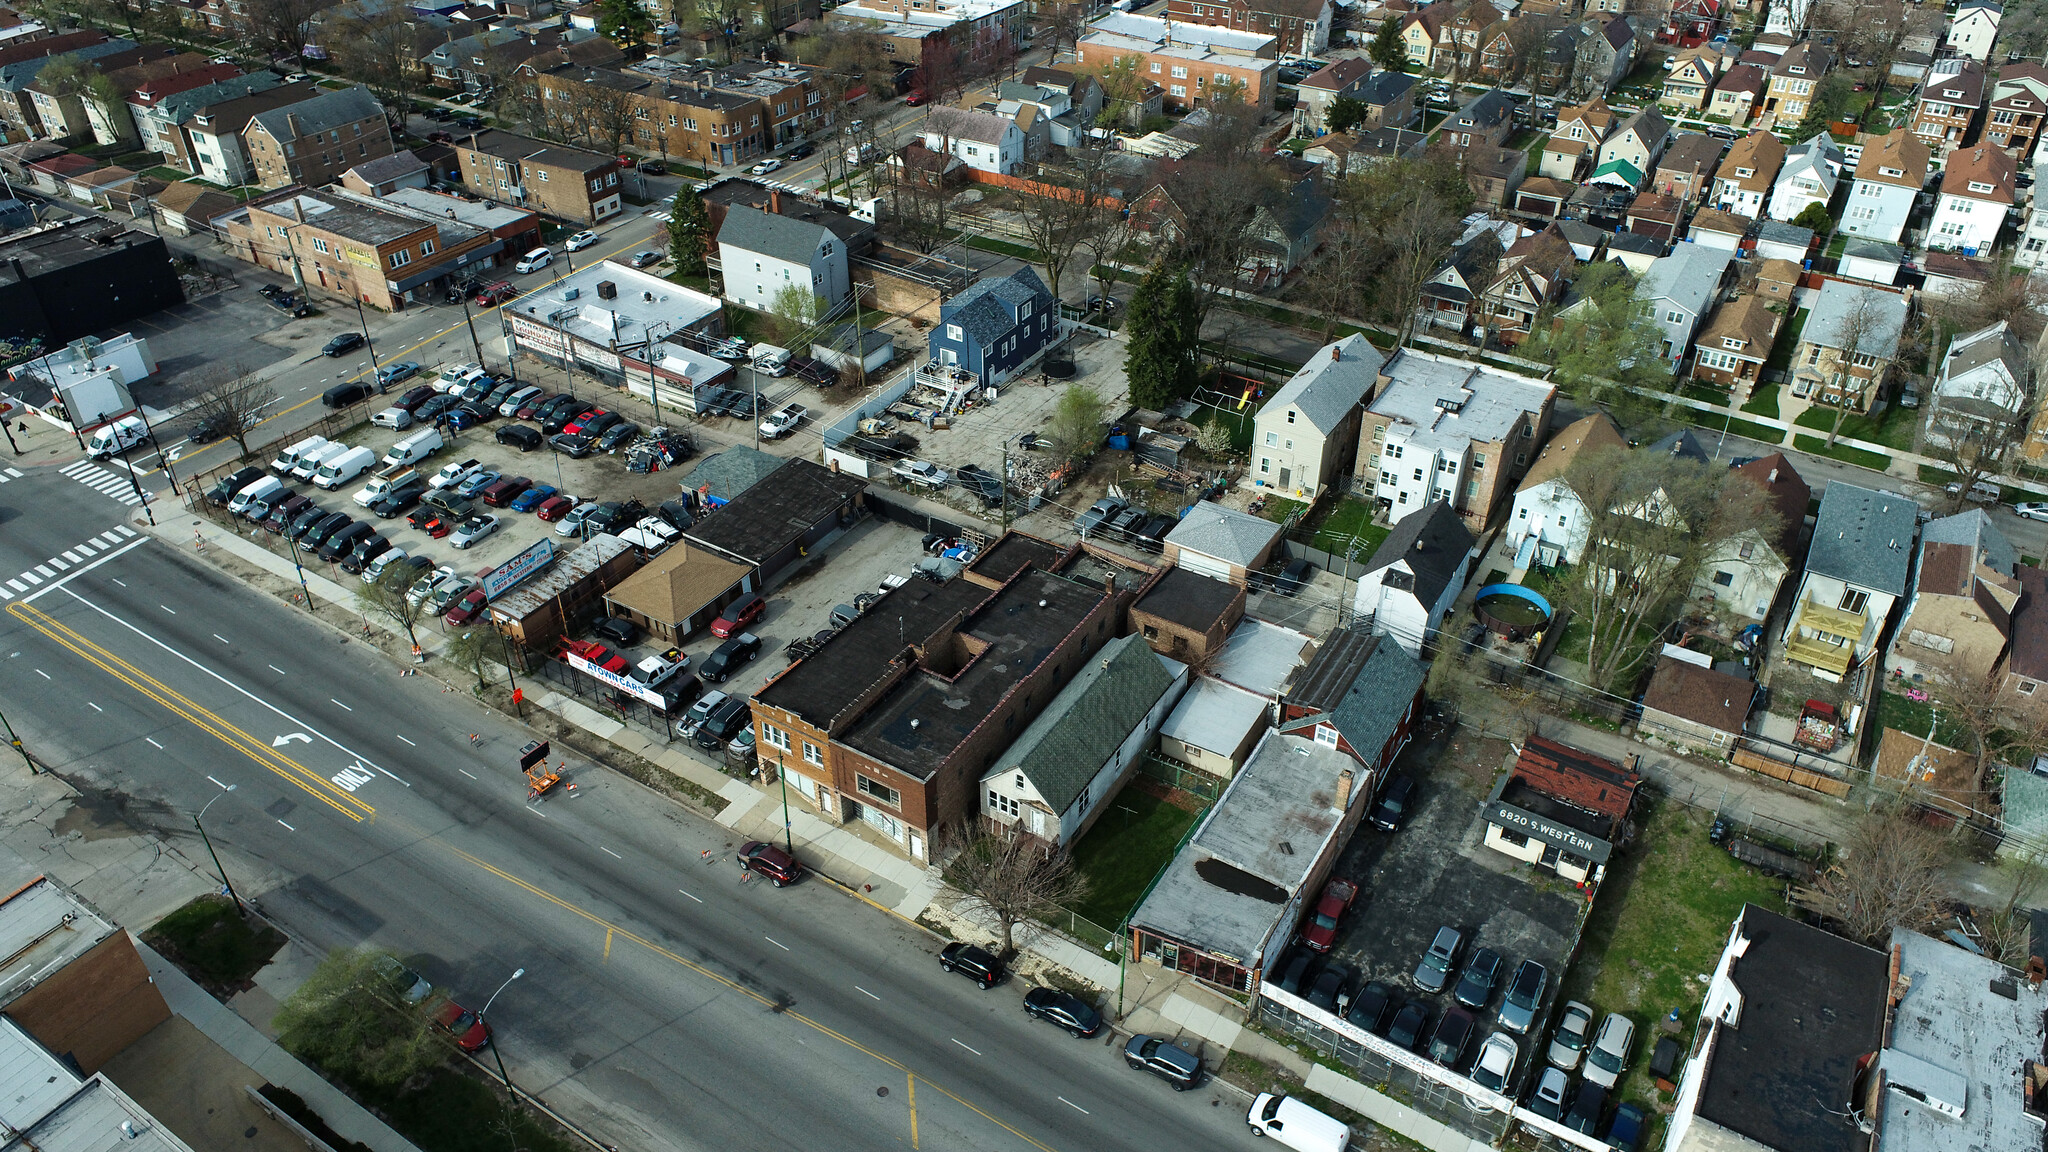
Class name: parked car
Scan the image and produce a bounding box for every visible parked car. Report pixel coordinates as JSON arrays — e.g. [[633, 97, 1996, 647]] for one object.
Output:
[[434, 999, 491, 1051], [1387, 1002, 1431, 1051], [450, 514, 500, 549], [1073, 496, 1125, 537], [1272, 557, 1313, 595], [1566, 1081, 1606, 1134], [1023, 986, 1103, 1037], [938, 941, 1002, 988], [1306, 963, 1351, 1014], [1549, 1000, 1596, 1069], [749, 157, 784, 175], [711, 593, 764, 638], [376, 360, 421, 387], [1605, 1102, 1647, 1151], [759, 403, 807, 439], [508, 484, 557, 513], [564, 230, 599, 251], [453, 469, 501, 498], [322, 332, 366, 357], [1529, 1067, 1570, 1120], [1370, 774, 1416, 832], [564, 408, 609, 436], [1123, 1035, 1201, 1089], [2014, 501, 2048, 522], [536, 495, 579, 522], [1347, 980, 1397, 1034], [1414, 925, 1462, 993], [514, 247, 553, 273], [698, 633, 761, 682], [480, 476, 532, 508], [737, 840, 804, 886], [598, 421, 640, 453], [591, 614, 638, 645], [1583, 1013, 1635, 1088], [1454, 947, 1503, 1010], [788, 142, 814, 160], [556, 504, 599, 537], [1300, 878, 1357, 952], [1499, 960, 1549, 1034], [1428, 1006, 1476, 1068], [1469, 1033, 1517, 1096], [444, 588, 488, 626], [551, 432, 598, 458], [629, 250, 662, 269], [497, 425, 544, 451], [892, 459, 949, 488]]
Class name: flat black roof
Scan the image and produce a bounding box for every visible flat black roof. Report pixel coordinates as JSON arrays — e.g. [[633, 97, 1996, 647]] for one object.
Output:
[[1282, 628, 1378, 714], [0, 222, 156, 280], [1133, 566, 1241, 636], [682, 458, 867, 565], [841, 569, 1104, 782], [755, 577, 988, 726], [1696, 905, 1887, 1152], [969, 532, 1065, 585]]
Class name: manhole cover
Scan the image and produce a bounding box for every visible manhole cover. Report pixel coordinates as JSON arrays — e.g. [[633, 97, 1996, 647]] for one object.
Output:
[[877, 1086, 889, 1098], [266, 799, 296, 818]]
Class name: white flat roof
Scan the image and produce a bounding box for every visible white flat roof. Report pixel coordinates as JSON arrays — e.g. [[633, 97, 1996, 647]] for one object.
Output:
[[0, 879, 116, 1009], [1158, 676, 1269, 755], [504, 259, 721, 351], [381, 187, 531, 231], [1089, 10, 1275, 53], [1208, 619, 1314, 699], [1371, 349, 1553, 455]]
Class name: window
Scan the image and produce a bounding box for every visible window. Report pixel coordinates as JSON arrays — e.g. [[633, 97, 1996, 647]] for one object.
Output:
[[1496, 826, 1529, 848], [390, 248, 411, 268], [1286, 410, 1295, 424], [762, 725, 790, 752], [1171, 66, 1187, 79], [947, 324, 963, 341], [1151, 62, 1162, 74], [538, 170, 548, 182], [988, 789, 1018, 817], [802, 741, 822, 766], [1264, 431, 1278, 446], [1713, 570, 1734, 587], [856, 774, 900, 808], [1840, 588, 1869, 614], [1260, 457, 1271, 474], [2022, 681, 2039, 695], [310, 237, 330, 254], [420, 238, 435, 256], [1171, 84, 1187, 97], [1665, 309, 1684, 324], [1472, 454, 1485, 469]]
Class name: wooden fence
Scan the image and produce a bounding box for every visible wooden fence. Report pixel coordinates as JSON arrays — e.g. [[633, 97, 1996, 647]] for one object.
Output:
[[1730, 743, 1854, 798]]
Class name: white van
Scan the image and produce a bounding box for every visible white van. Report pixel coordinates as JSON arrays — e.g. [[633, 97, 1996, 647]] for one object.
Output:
[[86, 416, 150, 459], [371, 406, 414, 431], [271, 435, 329, 476], [354, 467, 419, 508], [515, 247, 553, 273], [381, 426, 444, 468], [750, 344, 792, 376], [290, 441, 345, 481], [228, 475, 284, 517], [313, 446, 377, 490], [1247, 1095, 1349, 1152], [845, 142, 875, 164]]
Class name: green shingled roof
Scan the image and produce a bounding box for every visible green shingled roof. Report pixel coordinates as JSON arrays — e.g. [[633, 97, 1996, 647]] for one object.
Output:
[[995, 633, 1179, 816]]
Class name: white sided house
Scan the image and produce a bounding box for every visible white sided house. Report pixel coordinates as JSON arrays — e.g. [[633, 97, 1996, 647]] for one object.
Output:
[[1507, 411, 1626, 569], [1353, 499, 1476, 655], [715, 203, 852, 312], [1780, 481, 1917, 681], [1767, 133, 1843, 222], [1249, 333, 1386, 500], [918, 109, 1026, 175]]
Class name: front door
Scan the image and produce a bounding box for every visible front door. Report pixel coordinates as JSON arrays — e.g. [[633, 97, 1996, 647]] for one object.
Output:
[[1278, 467, 1291, 490]]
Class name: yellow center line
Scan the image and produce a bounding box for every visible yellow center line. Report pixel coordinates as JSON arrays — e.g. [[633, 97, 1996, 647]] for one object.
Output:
[[908, 1073, 920, 1150], [8, 602, 373, 822]]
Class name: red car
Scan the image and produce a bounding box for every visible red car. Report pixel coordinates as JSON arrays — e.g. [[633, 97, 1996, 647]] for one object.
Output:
[[711, 593, 765, 639], [435, 1000, 491, 1051], [517, 392, 564, 420], [738, 841, 804, 887], [444, 588, 488, 626], [480, 475, 533, 508], [535, 495, 577, 521], [422, 515, 453, 539], [473, 281, 518, 307], [563, 408, 609, 436], [1301, 878, 1358, 953], [905, 89, 927, 106], [561, 638, 629, 674]]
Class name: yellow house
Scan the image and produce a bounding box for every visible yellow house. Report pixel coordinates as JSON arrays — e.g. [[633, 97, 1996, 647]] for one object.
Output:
[[1402, 8, 1446, 70]]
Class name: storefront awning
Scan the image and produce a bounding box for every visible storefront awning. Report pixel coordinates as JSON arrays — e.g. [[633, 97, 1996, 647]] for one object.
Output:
[[386, 238, 507, 294]]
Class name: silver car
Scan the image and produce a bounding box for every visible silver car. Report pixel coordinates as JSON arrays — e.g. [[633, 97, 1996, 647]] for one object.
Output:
[[1413, 925, 1462, 993], [1548, 1000, 1594, 1070], [1583, 1012, 1635, 1089]]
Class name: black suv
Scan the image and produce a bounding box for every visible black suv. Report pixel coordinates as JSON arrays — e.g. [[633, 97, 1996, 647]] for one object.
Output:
[[699, 633, 761, 683], [370, 476, 429, 518], [1023, 987, 1103, 1037], [939, 942, 1002, 988], [206, 466, 266, 507], [1370, 774, 1415, 832]]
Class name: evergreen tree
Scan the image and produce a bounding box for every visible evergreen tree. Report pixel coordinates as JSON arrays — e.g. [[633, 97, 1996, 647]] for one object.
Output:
[[597, 0, 653, 48], [1324, 96, 1367, 135], [1125, 263, 1199, 408], [1370, 18, 1408, 73], [667, 186, 709, 276]]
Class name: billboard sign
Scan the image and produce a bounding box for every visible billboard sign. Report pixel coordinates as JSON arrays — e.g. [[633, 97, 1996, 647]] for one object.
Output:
[[480, 538, 555, 599]]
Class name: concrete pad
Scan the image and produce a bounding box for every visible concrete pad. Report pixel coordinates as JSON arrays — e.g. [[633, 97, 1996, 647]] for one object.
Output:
[[551, 696, 626, 740], [1161, 992, 1244, 1049], [99, 1015, 308, 1152], [1305, 1064, 1494, 1152]]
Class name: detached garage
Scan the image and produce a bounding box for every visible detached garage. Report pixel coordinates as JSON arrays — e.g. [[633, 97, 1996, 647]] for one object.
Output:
[[1162, 503, 1283, 587]]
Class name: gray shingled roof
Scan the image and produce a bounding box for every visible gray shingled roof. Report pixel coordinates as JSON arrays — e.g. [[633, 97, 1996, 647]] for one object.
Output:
[[1166, 502, 1283, 568], [1919, 508, 2016, 578], [1360, 500, 1474, 607], [1805, 281, 1909, 358], [940, 267, 1050, 349], [1645, 429, 1708, 463], [149, 71, 288, 123], [1805, 481, 1917, 595], [0, 38, 137, 92], [1276, 634, 1424, 763], [1261, 334, 1384, 436], [247, 85, 383, 142], [995, 634, 1180, 816], [1359, 70, 1414, 107], [684, 446, 788, 503], [717, 203, 835, 266]]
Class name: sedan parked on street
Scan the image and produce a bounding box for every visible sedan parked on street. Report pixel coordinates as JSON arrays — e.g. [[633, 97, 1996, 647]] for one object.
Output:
[[1123, 1035, 1202, 1090], [1023, 987, 1102, 1037]]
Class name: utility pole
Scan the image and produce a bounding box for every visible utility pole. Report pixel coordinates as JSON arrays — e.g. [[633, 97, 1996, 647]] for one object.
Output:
[[458, 285, 486, 365], [0, 706, 35, 773], [352, 297, 382, 390], [196, 789, 246, 916]]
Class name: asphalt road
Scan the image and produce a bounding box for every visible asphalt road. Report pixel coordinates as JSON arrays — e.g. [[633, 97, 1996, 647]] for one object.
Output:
[[0, 471, 1258, 1152]]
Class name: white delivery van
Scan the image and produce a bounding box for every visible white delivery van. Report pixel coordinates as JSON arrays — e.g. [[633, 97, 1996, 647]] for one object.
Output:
[[353, 467, 419, 507], [86, 416, 150, 459], [1247, 1095, 1350, 1152], [381, 426, 444, 468], [271, 435, 329, 475], [227, 475, 285, 517], [291, 441, 347, 481], [313, 446, 377, 490], [750, 344, 792, 376]]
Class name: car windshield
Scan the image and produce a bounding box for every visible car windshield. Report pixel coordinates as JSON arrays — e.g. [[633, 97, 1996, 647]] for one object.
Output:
[[1313, 913, 1339, 930], [1591, 1047, 1622, 1072]]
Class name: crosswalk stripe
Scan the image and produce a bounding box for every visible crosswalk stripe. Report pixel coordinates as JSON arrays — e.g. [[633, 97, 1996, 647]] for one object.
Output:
[[115, 526, 136, 538], [18, 571, 40, 586], [73, 543, 95, 557], [118, 496, 140, 505], [97, 532, 122, 545], [3, 580, 20, 593], [3, 467, 20, 477], [46, 558, 67, 571], [59, 461, 91, 476], [0, 585, 12, 600], [32, 565, 53, 578]]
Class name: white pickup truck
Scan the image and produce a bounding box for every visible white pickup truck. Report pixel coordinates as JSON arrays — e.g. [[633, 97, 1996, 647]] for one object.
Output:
[[758, 403, 807, 439]]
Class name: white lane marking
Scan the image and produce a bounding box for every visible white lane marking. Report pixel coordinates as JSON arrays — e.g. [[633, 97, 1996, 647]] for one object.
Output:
[[330, 698, 352, 711], [61, 587, 411, 788], [4, 468, 19, 477], [601, 846, 624, 860], [16, 572, 39, 586], [678, 889, 702, 903], [145, 738, 163, 749], [46, 557, 67, 571], [525, 806, 546, 818], [765, 937, 790, 951], [114, 526, 135, 538], [5, 580, 24, 592], [0, 586, 10, 600], [33, 566, 53, 578], [20, 538, 145, 603], [34, 670, 48, 680], [277, 820, 296, 831], [87, 702, 102, 712], [857, 986, 881, 1001], [213, 634, 230, 644], [459, 769, 477, 779], [206, 777, 230, 790], [109, 578, 125, 587], [268, 664, 286, 675], [951, 1039, 982, 1056], [73, 542, 95, 557], [1058, 1098, 1090, 1115], [159, 604, 175, 614], [395, 734, 415, 746], [98, 532, 123, 546], [60, 462, 89, 476]]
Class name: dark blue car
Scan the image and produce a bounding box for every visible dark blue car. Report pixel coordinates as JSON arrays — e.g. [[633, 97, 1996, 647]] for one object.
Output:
[[508, 484, 557, 513], [444, 404, 486, 431]]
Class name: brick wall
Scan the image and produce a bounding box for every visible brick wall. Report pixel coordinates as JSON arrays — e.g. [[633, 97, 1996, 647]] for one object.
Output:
[[7, 932, 169, 1073]]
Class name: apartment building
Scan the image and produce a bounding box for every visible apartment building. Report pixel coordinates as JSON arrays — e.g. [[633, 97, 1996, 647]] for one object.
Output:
[[1356, 349, 1556, 532], [0, 34, 140, 140], [1913, 58, 1985, 150], [1166, 0, 1332, 58], [827, 0, 1028, 75], [225, 185, 499, 311], [244, 86, 394, 191], [1077, 11, 1278, 114], [1789, 280, 1909, 410], [528, 59, 825, 170], [1927, 144, 2015, 255], [453, 129, 622, 223], [1759, 41, 1829, 129]]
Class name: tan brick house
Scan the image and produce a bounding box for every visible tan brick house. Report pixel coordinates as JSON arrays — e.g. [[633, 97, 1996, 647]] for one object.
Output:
[[243, 86, 393, 191], [454, 130, 623, 223]]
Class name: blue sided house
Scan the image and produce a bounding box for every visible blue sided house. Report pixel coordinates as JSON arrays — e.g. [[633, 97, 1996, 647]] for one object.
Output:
[[925, 268, 1060, 388]]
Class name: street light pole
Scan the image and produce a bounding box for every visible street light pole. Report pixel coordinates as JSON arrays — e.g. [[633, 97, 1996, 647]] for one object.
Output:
[[777, 755, 794, 856], [478, 966, 526, 1146], [195, 788, 245, 916], [284, 522, 314, 610], [352, 297, 382, 390]]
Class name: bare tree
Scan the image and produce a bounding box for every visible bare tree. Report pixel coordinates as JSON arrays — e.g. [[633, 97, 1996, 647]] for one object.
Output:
[[891, 110, 964, 252], [1811, 794, 1955, 945], [354, 565, 435, 657], [573, 81, 640, 160], [1979, 852, 2048, 965], [330, 8, 428, 128], [1814, 290, 1903, 448], [1155, 138, 1281, 339], [186, 366, 276, 461], [1084, 193, 1144, 308], [1010, 147, 1113, 306], [1036, 0, 1087, 56], [1295, 220, 1370, 339], [245, 0, 326, 72], [1924, 400, 2026, 514], [1378, 193, 1466, 347], [446, 628, 498, 692], [941, 823, 1092, 955]]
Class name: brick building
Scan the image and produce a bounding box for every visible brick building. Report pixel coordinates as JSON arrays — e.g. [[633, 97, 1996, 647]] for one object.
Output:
[[243, 85, 394, 191], [527, 59, 825, 169], [224, 185, 500, 311], [1165, 0, 1333, 58], [453, 129, 622, 223], [1130, 565, 1246, 665], [1078, 11, 1279, 114]]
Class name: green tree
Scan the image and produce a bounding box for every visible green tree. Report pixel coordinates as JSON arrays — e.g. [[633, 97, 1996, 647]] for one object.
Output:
[[1045, 383, 1109, 465], [1791, 201, 1834, 237], [597, 0, 654, 47], [1794, 73, 1854, 141], [768, 284, 823, 345], [667, 186, 709, 276], [1124, 262, 1199, 409], [1090, 53, 1149, 129], [1524, 262, 1667, 403], [1370, 17, 1408, 73], [1323, 96, 1367, 135], [446, 628, 497, 691], [273, 948, 442, 1089]]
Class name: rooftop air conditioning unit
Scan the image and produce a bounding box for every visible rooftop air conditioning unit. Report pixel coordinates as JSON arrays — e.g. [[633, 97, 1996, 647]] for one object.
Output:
[[596, 280, 617, 299]]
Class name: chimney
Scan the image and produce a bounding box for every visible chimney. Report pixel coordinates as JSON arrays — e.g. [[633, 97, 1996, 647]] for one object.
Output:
[[769, 188, 781, 214], [1414, 536, 1425, 551], [1768, 467, 1779, 482], [1335, 769, 1354, 811], [1104, 572, 1116, 595]]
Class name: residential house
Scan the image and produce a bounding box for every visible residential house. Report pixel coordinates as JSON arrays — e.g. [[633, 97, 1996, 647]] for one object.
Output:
[[70, 52, 238, 146], [1662, 46, 1721, 111], [1641, 654, 1756, 751], [1417, 230, 1504, 334], [1921, 250, 1995, 301], [1359, 70, 1417, 129], [339, 150, 429, 197], [1928, 321, 2029, 449], [1442, 88, 1514, 153], [1986, 61, 2048, 158], [523, 60, 827, 171], [1539, 98, 1617, 181], [1245, 174, 1333, 279], [1710, 129, 1785, 217], [243, 86, 393, 192], [1639, 243, 1734, 369], [1766, 131, 1842, 222], [1690, 453, 1809, 630], [1293, 54, 1370, 137], [129, 73, 297, 186], [0, 30, 115, 139], [918, 109, 1024, 175], [1480, 736, 1641, 883], [2003, 569, 2048, 710], [1947, 0, 2003, 61], [1781, 481, 1917, 679], [1272, 630, 1425, 788], [1759, 41, 1830, 129], [1927, 144, 2015, 255], [1888, 509, 2019, 684], [1302, 131, 1364, 174], [454, 130, 621, 224], [1566, 14, 1636, 100], [147, 179, 236, 236], [717, 202, 851, 312], [1839, 128, 1928, 243], [1464, 145, 1526, 209], [1707, 62, 1765, 124], [224, 185, 499, 311], [1790, 280, 1909, 409], [1627, 190, 1685, 242], [1250, 333, 1385, 499], [1653, 132, 1724, 201], [1597, 106, 1669, 179], [826, 0, 1029, 77], [1165, 0, 1332, 57], [2020, 165, 2048, 266], [1351, 499, 1476, 655], [1429, 0, 1493, 73], [1691, 292, 1783, 394], [4, 36, 149, 141], [1913, 58, 1986, 150], [1132, 565, 1246, 668], [1076, 12, 1279, 115], [979, 633, 1187, 848], [1164, 502, 1285, 586], [1401, 7, 1446, 70], [420, 26, 621, 93], [1356, 348, 1557, 531], [1507, 411, 1627, 568], [1480, 225, 1575, 344], [925, 267, 1058, 389]]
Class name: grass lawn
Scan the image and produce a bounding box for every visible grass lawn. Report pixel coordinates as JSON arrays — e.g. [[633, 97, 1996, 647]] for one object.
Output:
[[1560, 797, 1788, 1134], [1681, 382, 1732, 405], [1763, 308, 1809, 373], [1875, 687, 1968, 745], [1688, 413, 1785, 445], [962, 233, 1040, 260], [1065, 789, 1202, 933], [1309, 497, 1389, 561], [1791, 402, 1917, 451], [1255, 494, 1308, 525], [143, 894, 286, 996], [1792, 433, 1891, 471], [1739, 383, 1780, 419]]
